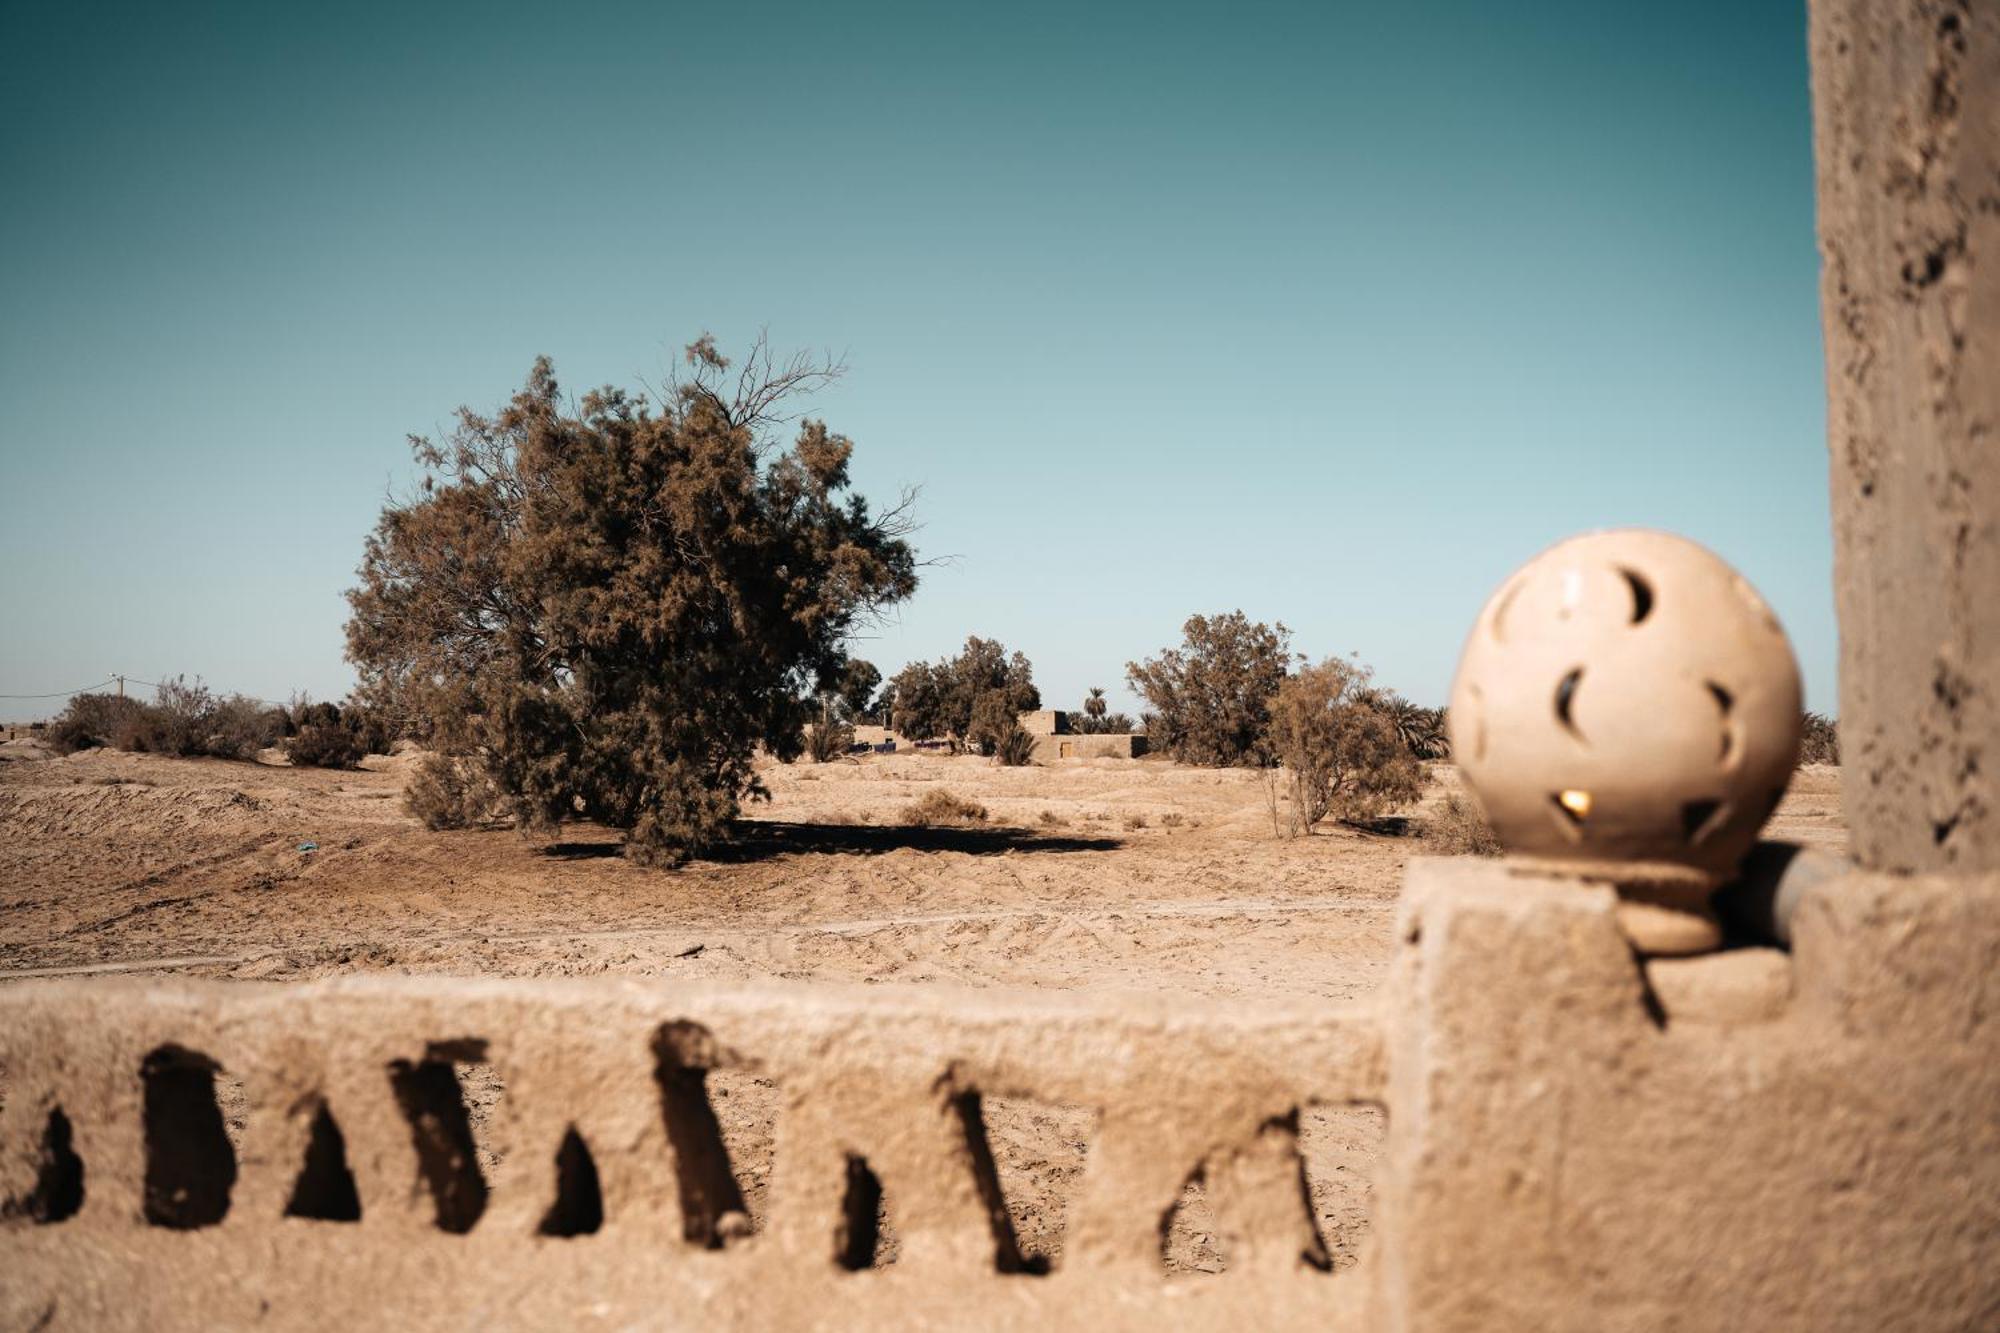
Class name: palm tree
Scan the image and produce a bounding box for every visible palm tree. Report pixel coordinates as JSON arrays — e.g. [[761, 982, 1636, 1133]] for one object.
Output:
[[1380, 695, 1449, 760]]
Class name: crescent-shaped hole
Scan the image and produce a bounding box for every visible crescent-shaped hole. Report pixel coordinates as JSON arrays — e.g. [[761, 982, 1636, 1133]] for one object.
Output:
[[1554, 668, 1585, 740], [1619, 568, 1654, 624], [1549, 790, 1590, 842], [1706, 682, 1737, 764], [1681, 799, 1728, 845]]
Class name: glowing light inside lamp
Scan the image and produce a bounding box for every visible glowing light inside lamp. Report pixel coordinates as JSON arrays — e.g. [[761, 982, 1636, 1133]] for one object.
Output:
[[1558, 789, 1593, 819]]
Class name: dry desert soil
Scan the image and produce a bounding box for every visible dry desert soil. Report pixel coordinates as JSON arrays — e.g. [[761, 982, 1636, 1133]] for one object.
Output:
[[0, 740, 1846, 1273]]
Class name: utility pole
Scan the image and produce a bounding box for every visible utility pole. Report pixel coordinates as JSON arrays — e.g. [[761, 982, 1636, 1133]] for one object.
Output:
[[114, 674, 124, 701]]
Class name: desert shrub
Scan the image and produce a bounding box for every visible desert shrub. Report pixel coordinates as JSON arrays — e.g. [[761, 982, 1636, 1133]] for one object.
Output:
[[888, 637, 1039, 752], [346, 337, 918, 864], [1122, 812, 1147, 830], [1038, 809, 1065, 826], [207, 694, 282, 759], [404, 753, 510, 829], [47, 693, 148, 754], [1799, 711, 1839, 765], [281, 698, 364, 768], [898, 788, 987, 826], [1160, 811, 1184, 828], [286, 720, 364, 769], [1263, 659, 1424, 837], [1423, 791, 1501, 856], [137, 676, 217, 756], [281, 696, 397, 767], [1127, 612, 1293, 766], [991, 720, 1039, 766], [345, 700, 397, 755], [64, 678, 276, 760]]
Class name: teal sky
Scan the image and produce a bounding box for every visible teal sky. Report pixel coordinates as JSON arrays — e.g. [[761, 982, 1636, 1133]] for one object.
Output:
[[0, 0, 1834, 720]]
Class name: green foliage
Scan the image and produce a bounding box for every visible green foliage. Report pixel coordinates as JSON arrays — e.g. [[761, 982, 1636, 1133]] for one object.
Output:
[[1075, 686, 1135, 735], [346, 337, 918, 864], [1126, 612, 1293, 766], [1799, 711, 1839, 765], [992, 721, 1039, 766], [835, 659, 882, 723], [1263, 658, 1425, 836], [806, 709, 853, 764], [887, 636, 1039, 753], [1381, 696, 1449, 760]]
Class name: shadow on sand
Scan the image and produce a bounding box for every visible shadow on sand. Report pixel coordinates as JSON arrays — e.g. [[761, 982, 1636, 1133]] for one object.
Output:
[[541, 821, 1122, 863]]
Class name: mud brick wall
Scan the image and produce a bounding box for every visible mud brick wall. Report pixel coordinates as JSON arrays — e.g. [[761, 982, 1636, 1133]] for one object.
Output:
[[0, 981, 1385, 1330], [5, 860, 1995, 1331]]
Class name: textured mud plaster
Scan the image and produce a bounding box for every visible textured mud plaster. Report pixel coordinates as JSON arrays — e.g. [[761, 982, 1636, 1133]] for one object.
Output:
[[1810, 0, 2000, 871], [0, 978, 1385, 1330], [1366, 859, 2000, 1333], [3, 862, 1995, 1329]]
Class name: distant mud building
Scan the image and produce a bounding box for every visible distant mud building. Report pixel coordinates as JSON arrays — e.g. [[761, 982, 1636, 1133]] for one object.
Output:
[[851, 712, 1146, 760]]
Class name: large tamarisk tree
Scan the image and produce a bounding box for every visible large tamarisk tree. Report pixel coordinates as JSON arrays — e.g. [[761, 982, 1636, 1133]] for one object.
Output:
[[346, 335, 919, 863]]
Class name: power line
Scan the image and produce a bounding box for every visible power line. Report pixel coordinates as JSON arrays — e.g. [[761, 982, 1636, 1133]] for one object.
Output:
[[0, 679, 115, 700], [0, 675, 288, 708]]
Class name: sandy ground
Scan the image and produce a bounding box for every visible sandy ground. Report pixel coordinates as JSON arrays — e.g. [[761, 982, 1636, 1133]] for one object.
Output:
[[0, 740, 1846, 1271]]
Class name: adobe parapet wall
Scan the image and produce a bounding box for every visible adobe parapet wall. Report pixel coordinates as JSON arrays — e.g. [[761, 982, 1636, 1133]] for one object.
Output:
[[3, 859, 1996, 1330]]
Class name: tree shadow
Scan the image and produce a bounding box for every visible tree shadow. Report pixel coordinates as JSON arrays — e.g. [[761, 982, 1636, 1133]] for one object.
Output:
[[1336, 815, 1414, 838], [539, 822, 1123, 863], [704, 821, 1123, 863]]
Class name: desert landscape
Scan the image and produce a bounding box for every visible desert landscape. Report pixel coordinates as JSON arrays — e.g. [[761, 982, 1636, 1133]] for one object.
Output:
[[8, 1, 1996, 1325], [0, 735, 1848, 1272]]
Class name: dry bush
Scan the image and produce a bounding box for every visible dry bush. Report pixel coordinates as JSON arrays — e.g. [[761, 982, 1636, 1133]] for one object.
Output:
[[1799, 711, 1839, 765], [282, 698, 389, 769], [898, 789, 987, 826], [1264, 659, 1424, 837], [1038, 809, 1065, 827], [1159, 811, 1184, 828], [53, 680, 275, 760], [1123, 812, 1148, 830], [286, 722, 363, 769], [1423, 792, 1501, 856], [48, 693, 148, 754], [139, 676, 220, 756], [204, 695, 280, 759], [992, 722, 1038, 767], [405, 754, 510, 829]]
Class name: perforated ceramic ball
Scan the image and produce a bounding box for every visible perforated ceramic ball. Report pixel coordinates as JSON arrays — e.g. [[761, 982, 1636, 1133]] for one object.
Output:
[[1447, 530, 1803, 890]]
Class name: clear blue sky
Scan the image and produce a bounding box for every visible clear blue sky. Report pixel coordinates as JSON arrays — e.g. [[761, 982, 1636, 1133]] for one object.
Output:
[[0, 0, 1834, 720]]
